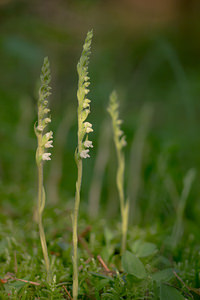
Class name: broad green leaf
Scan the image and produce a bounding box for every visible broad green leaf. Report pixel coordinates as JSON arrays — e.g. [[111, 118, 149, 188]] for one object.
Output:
[[160, 283, 185, 300], [152, 268, 175, 282], [151, 255, 171, 268], [132, 240, 157, 257], [96, 279, 110, 291], [122, 251, 146, 279]]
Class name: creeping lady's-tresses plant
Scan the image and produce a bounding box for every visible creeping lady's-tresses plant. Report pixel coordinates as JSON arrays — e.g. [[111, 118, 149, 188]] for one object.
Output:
[[108, 91, 129, 254], [72, 30, 93, 300], [35, 57, 53, 283]]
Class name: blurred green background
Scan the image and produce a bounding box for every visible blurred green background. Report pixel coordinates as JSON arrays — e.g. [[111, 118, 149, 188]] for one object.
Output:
[[1, 0, 200, 231]]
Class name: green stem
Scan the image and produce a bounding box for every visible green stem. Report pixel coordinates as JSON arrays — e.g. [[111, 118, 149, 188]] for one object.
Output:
[[73, 159, 82, 300], [116, 148, 128, 254], [37, 135, 51, 283], [121, 202, 129, 254]]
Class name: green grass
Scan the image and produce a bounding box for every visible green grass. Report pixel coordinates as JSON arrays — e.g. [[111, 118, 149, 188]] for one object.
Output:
[[0, 203, 200, 299]]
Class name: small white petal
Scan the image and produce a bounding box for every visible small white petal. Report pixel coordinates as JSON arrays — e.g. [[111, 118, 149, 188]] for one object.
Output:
[[44, 108, 50, 114], [84, 122, 92, 127], [86, 127, 93, 133], [83, 102, 90, 108], [42, 153, 51, 161], [84, 122, 93, 133], [84, 109, 90, 116], [45, 131, 53, 139], [117, 119, 123, 125], [117, 130, 123, 137], [80, 149, 90, 159], [84, 140, 93, 148], [121, 136, 127, 147], [84, 82, 90, 87], [37, 125, 44, 132], [45, 140, 53, 148], [44, 118, 51, 124]]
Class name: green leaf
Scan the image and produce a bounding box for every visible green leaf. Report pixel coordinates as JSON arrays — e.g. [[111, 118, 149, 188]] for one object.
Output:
[[90, 272, 114, 281], [152, 268, 175, 282], [151, 255, 171, 268], [122, 251, 146, 279], [160, 283, 185, 300], [131, 240, 157, 257], [95, 279, 110, 292]]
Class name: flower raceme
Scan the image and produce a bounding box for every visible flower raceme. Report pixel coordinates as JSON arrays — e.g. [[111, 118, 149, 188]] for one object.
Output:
[[107, 91, 126, 151], [108, 90, 129, 253], [76, 30, 93, 161], [35, 57, 53, 164]]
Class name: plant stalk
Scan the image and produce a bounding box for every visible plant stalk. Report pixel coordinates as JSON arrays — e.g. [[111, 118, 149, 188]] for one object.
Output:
[[116, 148, 128, 254], [37, 132, 51, 283], [73, 159, 82, 300]]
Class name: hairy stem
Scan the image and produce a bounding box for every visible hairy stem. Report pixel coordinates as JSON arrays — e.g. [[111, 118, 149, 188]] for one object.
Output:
[[116, 149, 128, 254], [73, 159, 82, 300], [37, 134, 51, 283]]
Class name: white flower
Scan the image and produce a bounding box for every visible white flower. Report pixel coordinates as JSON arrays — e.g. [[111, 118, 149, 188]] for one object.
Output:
[[117, 119, 123, 125], [84, 109, 90, 118], [84, 122, 92, 127], [83, 99, 91, 109], [84, 140, 93, 148], [37, 125, 44, 132], [84, 122, 93, 133], [83, 102, 89, 109], [121, 137, 127, 147], [84, 82, 90, 87], [86, 127, 93, 133], [45, 140, 53, 148], [44, 108, 50, 114], [80, 149, 90, 159], [117, 129, 123, 137], [42, 152, 51, 161], [44, 118, 51, 124], [45, 131, 53, 139]]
